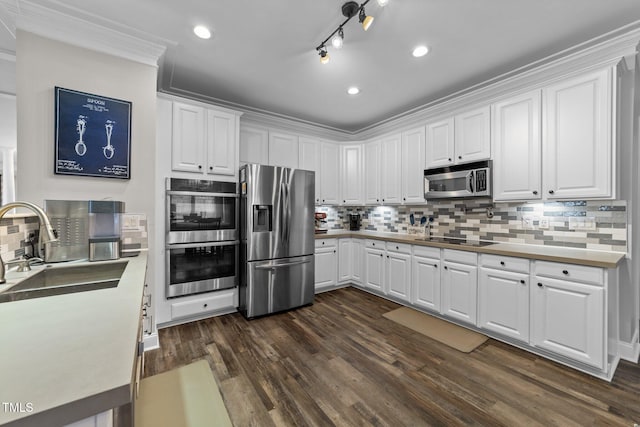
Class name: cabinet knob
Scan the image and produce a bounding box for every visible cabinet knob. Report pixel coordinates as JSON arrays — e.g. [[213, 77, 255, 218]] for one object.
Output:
[[209, 166, 213, 170], [203, 303, 208, 308], [537, 283, 543, 288], [520, 280, 525, 284], [198, 165, 202, 169], [396, 246, 399, 250], [500, 261, 505, 266], [322, 242, 325, 245], [533, 190, 538, 195], [380, 253, 383, 257], [323, 199, 325, 202], [548, 190, 555, 194], [433, 264, 438, 268], [562, 270, 569, 275], [444, 266, 448, 270], [377, 199, 380, 202], [343, 200, 346, 203], [458, 155, 462, 160], [387, 255, 389, 258], [403, 198, 406, 201], [382, 199, 385, 202], [448, 158, 452, 162], [372, 242, 375, 246], [334, 250, 336, 253]]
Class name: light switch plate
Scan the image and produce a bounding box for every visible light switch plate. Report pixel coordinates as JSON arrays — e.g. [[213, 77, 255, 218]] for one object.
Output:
[[539, 217, 549, 229]]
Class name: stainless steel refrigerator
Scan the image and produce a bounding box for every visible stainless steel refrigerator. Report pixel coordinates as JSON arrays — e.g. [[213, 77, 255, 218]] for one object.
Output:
[[239, 164, 315, 318]]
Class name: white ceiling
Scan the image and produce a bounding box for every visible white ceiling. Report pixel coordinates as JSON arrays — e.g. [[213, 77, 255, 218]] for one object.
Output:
[[2, 0, 640, 133]]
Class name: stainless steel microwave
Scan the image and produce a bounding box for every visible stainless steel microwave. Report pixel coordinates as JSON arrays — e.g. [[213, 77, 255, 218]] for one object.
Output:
[[424, 160, 492, 199]]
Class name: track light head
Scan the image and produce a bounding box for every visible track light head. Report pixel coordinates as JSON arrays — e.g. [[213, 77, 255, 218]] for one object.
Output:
[[359, 8, 374, 31], [318, 46, 330, 64], [332, 27, 344, 49]]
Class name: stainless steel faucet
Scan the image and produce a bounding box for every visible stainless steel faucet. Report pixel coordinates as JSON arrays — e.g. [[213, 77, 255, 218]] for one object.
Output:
[[0, 202, 58, 284]]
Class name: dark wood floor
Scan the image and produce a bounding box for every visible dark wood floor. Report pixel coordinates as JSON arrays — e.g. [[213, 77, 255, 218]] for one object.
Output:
[[144, 288, 640, 426]]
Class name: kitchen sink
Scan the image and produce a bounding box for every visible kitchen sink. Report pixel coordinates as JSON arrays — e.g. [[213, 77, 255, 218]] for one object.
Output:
[[0, 261, 128, 303]]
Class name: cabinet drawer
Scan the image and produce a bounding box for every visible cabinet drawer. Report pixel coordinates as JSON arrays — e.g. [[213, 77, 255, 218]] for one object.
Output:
[[442, 249, 477, 265], [315, 238, 337, 249], [386, 242, 411, 254], [365, 239, 384, 249], [534, 261, 604, 285], [171, 292, 235, 320], [413, 245, 441, 259], [480, 254, 530, 274]]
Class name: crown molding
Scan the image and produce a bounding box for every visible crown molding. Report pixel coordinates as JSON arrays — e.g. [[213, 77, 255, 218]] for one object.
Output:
[[0, 0, 167, 67]]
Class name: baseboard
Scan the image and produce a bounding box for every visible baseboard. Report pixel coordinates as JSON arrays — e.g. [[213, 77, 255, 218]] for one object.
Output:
[[619, 329, 640, 362], [143, 333, 159, 351]]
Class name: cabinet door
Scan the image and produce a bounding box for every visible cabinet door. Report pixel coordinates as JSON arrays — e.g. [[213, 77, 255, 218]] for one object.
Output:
[[454, 106, 491, 164], [412, 254, 441, 312], [364, 141, 381, 204], [239, 125, 269, 165], [269, 132, 299, 169], [543, 68, 613, 199], [492, 91, 542, 201], [206, 109, 237, 177], [338, 239, 352, 283], [320, 143, 341, 205], [351, 239, 364, 284], [341, 144, 364, 205], [425, 118, 455, 168], [380, 134, 402, 204], [172, 102, 205, 173], [315, 246, 338, 292], [478, 268, 529, 342], [401, 127, 426, 204], [364, 247, 385, 292], [299, 137, 322, 204], [386, 251, 411, 301], [441, 261, 478, 325], [531, 277, 605, 369]]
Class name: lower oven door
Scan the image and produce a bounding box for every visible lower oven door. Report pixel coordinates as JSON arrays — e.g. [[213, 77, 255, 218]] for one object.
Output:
[[242, 254, 314, 318], [166, 241, 238, 298]]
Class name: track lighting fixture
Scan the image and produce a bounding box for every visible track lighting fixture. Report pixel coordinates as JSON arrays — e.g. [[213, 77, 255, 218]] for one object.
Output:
[[315, 0, 388, 64]]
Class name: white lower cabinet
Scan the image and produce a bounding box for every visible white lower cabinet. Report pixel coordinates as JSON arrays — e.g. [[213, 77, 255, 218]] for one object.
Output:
[[351, 239, 363, 284], [531, 261, 605, 369], [338, 238, 352, 283], [411, 246, 441, 312], [314, 239, 338, 292], [364, 240, 385, 293], [170, 291, 236, 320], [441, 250, 478, 325], [385, 243, 412, 302]]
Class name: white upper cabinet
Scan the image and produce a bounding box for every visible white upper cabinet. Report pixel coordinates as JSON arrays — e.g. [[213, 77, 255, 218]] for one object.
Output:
[[172, 102, 206, 173], [492, 90, 542, 201], [172, 101, 239, 178], [239, 125, 269, 166], [364, 141, 381, 205], [454, 105, 491, 164], [299, 137, 322, 204], [341, 144, 364, 205], [543, 68, 613, 199], [380, 134, 402, 204], [425, 118, 455, 168], [268, 132, 299, 169], [401, 126, 426, 204], [425, 106, 490, 169], [206, 109, 237, 176], [320, 142, 341, 205]]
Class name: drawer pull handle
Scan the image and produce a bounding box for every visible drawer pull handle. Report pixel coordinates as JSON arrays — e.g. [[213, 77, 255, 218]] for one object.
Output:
[[548, 190, 555, 194], [562, 270, 569, 275], [537, 283, 543, 288], [520, 280, 525, 284], [500, 261, 505, 266]]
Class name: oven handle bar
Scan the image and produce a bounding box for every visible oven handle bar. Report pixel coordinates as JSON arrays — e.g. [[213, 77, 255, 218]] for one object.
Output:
[[255, 259, 311, 270], [167, 190, 239, 198], [166, 240, 239, 249]]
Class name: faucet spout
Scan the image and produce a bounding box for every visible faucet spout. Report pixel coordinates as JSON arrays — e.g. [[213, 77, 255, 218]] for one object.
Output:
[[0, 201, 58, 284]]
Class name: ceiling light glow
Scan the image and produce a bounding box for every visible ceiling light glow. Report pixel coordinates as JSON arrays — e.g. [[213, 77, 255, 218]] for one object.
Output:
[[332, 28, 344, 49], [193, 25, 211, 39], [347, 87, 360, 95], [377, 0, 389, 6], [412, 45, 429, 57]]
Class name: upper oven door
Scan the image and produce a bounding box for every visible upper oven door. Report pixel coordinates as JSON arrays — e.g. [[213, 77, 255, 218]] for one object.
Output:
[[166, 190, 238, 244], [424, 169, 473, 199]]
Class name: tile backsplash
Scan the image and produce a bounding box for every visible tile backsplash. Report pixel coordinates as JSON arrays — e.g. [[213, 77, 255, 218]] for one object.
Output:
[[317, 199, 627, 252]]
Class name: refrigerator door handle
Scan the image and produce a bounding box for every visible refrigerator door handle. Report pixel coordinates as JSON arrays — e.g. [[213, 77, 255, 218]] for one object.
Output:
[[255, 259, 312, 270]]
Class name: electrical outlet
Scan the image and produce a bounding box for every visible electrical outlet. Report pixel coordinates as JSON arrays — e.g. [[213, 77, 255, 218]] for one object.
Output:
[[539, 217, 549, 229]]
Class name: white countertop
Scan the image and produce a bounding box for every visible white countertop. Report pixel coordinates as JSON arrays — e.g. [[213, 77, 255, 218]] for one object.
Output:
[[0, 252, 148, 426], [316, 230, 625, 268]]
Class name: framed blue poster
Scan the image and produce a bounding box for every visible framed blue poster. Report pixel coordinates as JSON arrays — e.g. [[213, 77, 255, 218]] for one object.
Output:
[[54, 87, 131, 179]]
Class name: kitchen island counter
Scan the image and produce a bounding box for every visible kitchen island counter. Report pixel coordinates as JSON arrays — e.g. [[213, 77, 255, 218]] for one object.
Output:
[[0, 252, 148, 426], [316, 230, 625, 268]]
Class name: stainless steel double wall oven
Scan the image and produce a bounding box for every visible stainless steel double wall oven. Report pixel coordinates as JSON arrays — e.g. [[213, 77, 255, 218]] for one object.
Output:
[[165, 178, 239, 298]]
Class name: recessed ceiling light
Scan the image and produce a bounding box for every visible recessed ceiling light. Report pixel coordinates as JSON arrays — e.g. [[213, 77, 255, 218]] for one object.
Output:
[[347, 87, 360, 95], [193, 25, 212, 39], [412, 45, 429, 58]]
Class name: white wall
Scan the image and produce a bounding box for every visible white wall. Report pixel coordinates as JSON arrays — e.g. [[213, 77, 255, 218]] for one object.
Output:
[[15, 30, 157, 320], [0, 94, 16, 203]]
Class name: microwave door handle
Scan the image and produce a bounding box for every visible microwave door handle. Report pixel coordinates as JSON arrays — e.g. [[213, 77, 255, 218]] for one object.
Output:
[[468, 171, 475, 194]]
